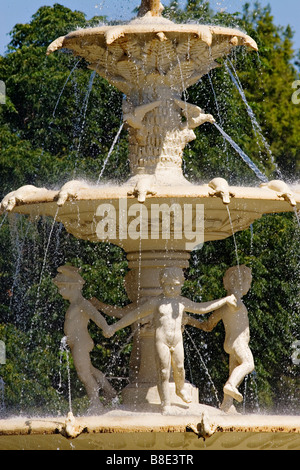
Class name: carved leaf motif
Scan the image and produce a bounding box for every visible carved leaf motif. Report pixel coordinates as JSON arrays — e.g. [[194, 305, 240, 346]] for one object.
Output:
[[117, 60, 146, 83]]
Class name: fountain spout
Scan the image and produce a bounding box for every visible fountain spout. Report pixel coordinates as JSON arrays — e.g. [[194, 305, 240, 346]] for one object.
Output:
[[138, 0, 164, 17], [260, 180, 297, 207], [208, 178, 234, 205]]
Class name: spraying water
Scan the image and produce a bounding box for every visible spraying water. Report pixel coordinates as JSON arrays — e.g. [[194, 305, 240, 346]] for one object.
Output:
[[208, 72, 227, 153], [225, 59, 282, 178], [0, 377, 5, 415], [8, 216, 31, 315], [73, 70, 97, 173], [97, 122, 124, 183], [52, 59, 82, 119], [226, 206, 240, 269], [58, 336, 73, 414], [0, 213, 7, 231], [213, 122, 268, 183], [33, 208, 59, 319], [185, 329, 220, 407], [293, 207, 300, 229]]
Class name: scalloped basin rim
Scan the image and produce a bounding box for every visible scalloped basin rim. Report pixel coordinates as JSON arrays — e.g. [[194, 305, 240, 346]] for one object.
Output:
[[6, 185, 299, 249], [47, 20, 258, 53], [6, 184, 300, 205]]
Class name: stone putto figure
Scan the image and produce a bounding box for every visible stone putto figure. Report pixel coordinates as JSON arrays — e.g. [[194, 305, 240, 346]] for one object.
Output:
[[53, 265, 116, 414], [196, 265, 255, 413], [103, 267, 237, 414]]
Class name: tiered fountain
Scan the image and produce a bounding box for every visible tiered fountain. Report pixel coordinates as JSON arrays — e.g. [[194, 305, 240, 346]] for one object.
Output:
[[0, 0, 299, 450]]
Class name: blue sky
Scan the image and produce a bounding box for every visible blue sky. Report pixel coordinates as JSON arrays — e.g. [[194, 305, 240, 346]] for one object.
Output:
[[1, 0, 300, 55]]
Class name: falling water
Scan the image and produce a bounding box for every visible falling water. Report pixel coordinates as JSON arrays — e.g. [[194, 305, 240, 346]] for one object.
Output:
[[97, 122, 124, 183], [213, 122, 268, 183], [250, 224, 254, 264], [0, 377, 5, 415], [226, 205, 243, 291], [52, 59, 82, 119], [177, 55, 189, 120], [106, 328, 137, 380], [8, 216, 31, 314], [208, 73, 227, 153], [251, 371, 261, 413], [58, 336, 73, 414], [226, 206, 240, 268], [225, 60, 282, 177], [0, 213, 8, 230], [185, 329, 220, 407], [133, 212, 144, 411], [293, 207, 300, 229], [243, 374, 248, 414], [73, 70, 97, 172], [32, 208, 59, 321]]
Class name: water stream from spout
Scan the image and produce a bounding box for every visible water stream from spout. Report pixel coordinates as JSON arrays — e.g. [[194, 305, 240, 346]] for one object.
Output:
[[8, 216, 31, 315], [133, 214, 144, 411], [58, 336, 73, 414], [208, 72, 227, 153], [97, 122, 124, 183], [226, 205, 240, 269], [225, 59, 282, 178], [293, 207, 300, 229], [213, 122, 268, 183], [33, 208, 59, 320], [73, 70, 97, 173], [185, 329, 220, 407], [177, 55, 189, 121], [226, 205, 243, 290], [250, 224, 254, 263], [0, 377, 5, 415], [0, 213, 8, 231], [52, 59, 82, 119]]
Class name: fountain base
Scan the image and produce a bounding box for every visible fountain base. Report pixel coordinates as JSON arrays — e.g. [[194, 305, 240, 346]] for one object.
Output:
[[122, 381, 199, 406], [1, 409, 299, 450]]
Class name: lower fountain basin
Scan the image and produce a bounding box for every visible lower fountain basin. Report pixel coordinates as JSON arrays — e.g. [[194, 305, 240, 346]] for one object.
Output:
[[1, 409, 299, 450], [4, 182, 300, 252]]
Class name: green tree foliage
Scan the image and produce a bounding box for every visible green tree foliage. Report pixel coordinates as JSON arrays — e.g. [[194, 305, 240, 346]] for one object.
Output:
[[0, 1, 299, 415]]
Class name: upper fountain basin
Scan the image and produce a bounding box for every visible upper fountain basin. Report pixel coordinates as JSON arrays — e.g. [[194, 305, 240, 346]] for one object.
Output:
[[47, 16, 258, 94]]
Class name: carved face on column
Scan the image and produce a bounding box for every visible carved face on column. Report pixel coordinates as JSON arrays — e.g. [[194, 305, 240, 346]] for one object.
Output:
[[159, 267, 184, 297]]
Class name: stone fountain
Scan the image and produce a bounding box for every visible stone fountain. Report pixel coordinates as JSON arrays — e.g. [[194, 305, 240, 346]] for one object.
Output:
[[0, 0, 300, 450]]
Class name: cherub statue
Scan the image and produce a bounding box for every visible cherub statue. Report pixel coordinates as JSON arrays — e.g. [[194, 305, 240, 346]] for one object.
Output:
[[53, 265, 117, 414], [103, 267, 237, 414], [195, 265, 255, 413]]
